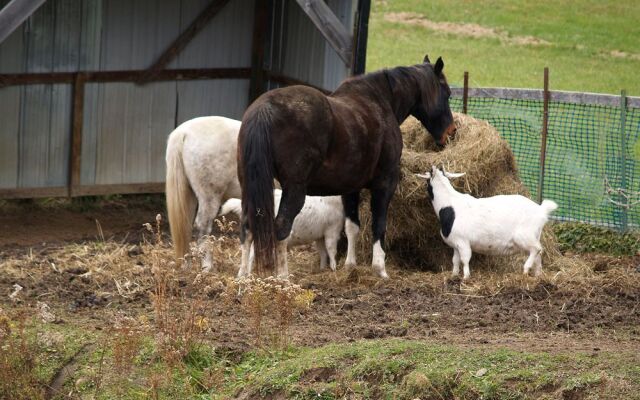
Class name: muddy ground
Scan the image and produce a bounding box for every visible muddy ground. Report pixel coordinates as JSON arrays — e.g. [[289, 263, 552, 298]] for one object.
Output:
[[1, 200, 639, 362]]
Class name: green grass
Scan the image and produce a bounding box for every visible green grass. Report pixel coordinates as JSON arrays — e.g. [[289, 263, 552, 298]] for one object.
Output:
[[367, 0, 640, 95], [49, 334, 639, 399], [553, 221, 640, 255]]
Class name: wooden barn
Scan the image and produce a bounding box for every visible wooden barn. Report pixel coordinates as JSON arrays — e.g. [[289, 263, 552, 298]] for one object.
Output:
[[0, 0, 370, 199]]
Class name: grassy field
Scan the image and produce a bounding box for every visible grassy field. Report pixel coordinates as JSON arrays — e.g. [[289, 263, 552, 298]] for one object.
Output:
[[10, 324, 639, 400], [367, 0, 640, 95]]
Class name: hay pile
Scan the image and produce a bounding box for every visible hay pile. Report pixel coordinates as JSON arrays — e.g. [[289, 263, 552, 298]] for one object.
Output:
[[358, 112, 560, 272]]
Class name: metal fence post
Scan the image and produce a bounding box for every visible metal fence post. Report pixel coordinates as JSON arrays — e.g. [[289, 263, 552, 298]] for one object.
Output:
[[619, 89, 628, 231], [537, 67, 549, 204], [463, 71, 469, 114]]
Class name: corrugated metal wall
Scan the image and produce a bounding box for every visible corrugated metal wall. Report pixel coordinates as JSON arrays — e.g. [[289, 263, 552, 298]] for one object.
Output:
[[0, 0, 355, 193]]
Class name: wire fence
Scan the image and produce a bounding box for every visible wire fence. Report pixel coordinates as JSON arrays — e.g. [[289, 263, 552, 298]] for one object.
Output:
[[449, 86, 640, 231]]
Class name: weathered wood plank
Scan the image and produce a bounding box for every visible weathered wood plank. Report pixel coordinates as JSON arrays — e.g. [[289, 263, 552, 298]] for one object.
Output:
[[295, 0, 352, 66], [140, 0, 232, 82], [71, 182, 164, 197], [0, 0, 47, 45], [0, 186, 68, 199]]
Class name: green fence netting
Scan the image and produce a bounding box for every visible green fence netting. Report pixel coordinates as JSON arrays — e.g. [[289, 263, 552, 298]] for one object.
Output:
[[449, 95, 640, 230]]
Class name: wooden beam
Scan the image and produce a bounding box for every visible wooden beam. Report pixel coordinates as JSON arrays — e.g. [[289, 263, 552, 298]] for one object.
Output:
[[351, 0, 370, 75], [69, 73, 86, 196], [0, 0, 47, 45], [248, 0, 270, 102], [0, 68, 252, 86], [139, 0, 232, 83], [295, 0, 352, 67], [0, 186, 68, 199], [70, 183, 165, 197]]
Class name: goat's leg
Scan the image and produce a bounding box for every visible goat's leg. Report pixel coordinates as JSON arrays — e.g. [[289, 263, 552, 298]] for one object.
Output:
[[459, 245, 472, 280], [342, 192, 360, 268], [534, 251, 543, 276], [523, 244, 542, 275], [315, 239, 328, 270], [451, 248, 461, 277]]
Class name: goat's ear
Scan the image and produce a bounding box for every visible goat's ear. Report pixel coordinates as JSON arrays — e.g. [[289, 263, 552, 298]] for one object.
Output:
[[423, 54, 431, 64], [415, 172, 431, 180], [443, 171, 465, 179]]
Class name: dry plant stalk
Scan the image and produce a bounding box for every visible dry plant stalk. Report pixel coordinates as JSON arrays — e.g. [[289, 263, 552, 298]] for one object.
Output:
[[222, 276, 315, 348], [0, 309, 45, 400], [111, 316, 144, 374]]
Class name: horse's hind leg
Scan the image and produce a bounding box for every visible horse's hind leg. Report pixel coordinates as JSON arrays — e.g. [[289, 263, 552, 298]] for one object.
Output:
[[315, 239, 328, 271], [369, 181, 398, 279], [342, 191, 360, 268], [274, 184, 306, 278], [238, 220, 253, 277], [195, 196, 221, 272]]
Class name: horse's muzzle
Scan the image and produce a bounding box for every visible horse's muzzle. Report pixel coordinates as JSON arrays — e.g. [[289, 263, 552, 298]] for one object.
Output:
[[438, 123, 457, 147]]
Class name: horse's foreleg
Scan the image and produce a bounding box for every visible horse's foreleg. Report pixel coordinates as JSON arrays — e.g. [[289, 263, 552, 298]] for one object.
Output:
[[370, 183, 398, 279], [342, 191, 360, 268], [274, 185, 306, 278]]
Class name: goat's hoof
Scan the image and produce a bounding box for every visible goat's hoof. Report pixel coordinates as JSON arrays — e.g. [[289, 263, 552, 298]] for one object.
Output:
[[344, 262, 356, 269]]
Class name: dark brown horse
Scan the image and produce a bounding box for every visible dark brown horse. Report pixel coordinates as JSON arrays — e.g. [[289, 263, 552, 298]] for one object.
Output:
[[238, 55, 456, 278]]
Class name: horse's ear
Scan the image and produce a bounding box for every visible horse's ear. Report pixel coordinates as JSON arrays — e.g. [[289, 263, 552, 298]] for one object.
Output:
[[423, 54, 431, 64], [434, 57, 444, 75]]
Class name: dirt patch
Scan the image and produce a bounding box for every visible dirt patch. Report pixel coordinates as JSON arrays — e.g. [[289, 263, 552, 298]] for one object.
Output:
[[300, 367, 337, 384], [0, 197, 163, 248], [0, 207, 638, 360], [610, 50, 640, 61], [384, 12, 551, 46]]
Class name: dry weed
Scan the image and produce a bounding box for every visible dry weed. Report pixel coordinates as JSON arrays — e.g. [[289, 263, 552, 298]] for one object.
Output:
[[222, 276, 315, 348], [0, 308, 45, 400]]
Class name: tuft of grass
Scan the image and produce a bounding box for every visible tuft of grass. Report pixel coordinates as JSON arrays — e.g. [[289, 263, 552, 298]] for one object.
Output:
[[210, 339, 637, 400], [553, 222, 640, 255]]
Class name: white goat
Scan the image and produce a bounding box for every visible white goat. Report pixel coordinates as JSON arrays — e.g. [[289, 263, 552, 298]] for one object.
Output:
[[416, 166, 558, 279], [220, 189, 358, 277]]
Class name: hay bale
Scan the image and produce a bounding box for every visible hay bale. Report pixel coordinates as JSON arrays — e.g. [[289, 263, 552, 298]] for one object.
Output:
[[358, 112, 560, 272]]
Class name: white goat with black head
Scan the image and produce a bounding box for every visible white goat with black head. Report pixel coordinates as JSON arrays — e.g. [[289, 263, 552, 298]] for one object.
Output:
[[416, 166, 558, 279]]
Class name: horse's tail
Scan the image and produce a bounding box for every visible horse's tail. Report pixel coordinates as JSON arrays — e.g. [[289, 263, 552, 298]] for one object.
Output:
[[240, 109, 276, 276], [166, 128, 197, 262]]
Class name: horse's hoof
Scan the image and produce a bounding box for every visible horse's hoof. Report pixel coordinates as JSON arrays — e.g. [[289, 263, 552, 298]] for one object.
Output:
[[373, 264, 389, 279]]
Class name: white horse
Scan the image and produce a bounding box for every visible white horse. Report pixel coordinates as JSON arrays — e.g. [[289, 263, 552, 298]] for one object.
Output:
[[166, 116, 359, 274], [165, 116, 241, 270]]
